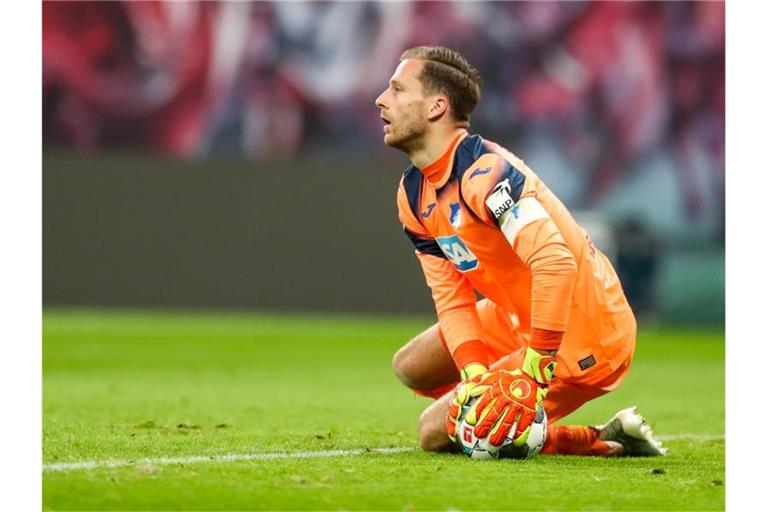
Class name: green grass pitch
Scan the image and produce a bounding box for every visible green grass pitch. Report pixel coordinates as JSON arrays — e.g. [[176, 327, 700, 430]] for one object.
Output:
[[43, 310, 724, 510]]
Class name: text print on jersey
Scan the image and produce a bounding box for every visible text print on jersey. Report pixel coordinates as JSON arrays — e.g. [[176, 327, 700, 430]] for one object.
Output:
[[486, 178, 514, 219], [435, 235, 479, 272]]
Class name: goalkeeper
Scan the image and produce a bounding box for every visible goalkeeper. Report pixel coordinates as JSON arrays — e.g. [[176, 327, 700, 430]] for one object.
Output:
[[376, 46, 666, 457]]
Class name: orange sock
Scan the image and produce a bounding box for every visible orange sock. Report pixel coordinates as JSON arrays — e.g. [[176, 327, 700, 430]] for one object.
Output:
[[541, 424, 619, 456]]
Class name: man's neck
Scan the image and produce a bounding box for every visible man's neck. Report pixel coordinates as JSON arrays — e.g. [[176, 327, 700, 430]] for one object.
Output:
[[409, 127, 468, 170]]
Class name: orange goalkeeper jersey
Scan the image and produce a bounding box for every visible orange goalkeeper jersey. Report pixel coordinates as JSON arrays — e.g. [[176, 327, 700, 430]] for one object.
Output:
[[396, 132, 635, 384]]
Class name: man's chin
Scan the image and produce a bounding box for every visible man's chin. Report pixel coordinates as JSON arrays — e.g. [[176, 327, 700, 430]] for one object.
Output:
[[383, 133, 408, 151], [383, 133, 399, 148], [383, 128, 423, 153]]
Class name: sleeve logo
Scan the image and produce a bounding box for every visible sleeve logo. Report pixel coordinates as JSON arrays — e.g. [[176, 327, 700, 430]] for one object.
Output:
[[469, 166, 492, 180], [485, 178, 514, 219], [496, 196, 550, 243]]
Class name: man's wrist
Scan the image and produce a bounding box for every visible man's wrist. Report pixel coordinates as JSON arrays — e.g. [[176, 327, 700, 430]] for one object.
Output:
[[452, 339, 490, 372], [529, 327, 564, 352]]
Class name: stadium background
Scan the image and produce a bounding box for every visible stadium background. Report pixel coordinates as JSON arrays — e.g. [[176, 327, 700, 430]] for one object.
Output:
[[42, 0, 724, 326]]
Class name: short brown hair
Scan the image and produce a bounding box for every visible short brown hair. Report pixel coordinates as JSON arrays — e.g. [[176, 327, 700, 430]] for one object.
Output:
[[400, 46, 483, 125]]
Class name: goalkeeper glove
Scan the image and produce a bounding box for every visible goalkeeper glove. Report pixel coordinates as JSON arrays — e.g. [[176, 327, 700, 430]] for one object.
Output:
[[445, 363, 490, 442], [467, 348, 556, 446]]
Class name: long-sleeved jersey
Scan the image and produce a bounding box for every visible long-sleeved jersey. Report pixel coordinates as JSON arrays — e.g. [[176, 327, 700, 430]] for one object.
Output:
[[396, 132, 635, 384]]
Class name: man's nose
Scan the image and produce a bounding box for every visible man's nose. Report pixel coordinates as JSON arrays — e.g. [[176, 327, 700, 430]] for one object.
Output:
[[375, 91, 387, 109]]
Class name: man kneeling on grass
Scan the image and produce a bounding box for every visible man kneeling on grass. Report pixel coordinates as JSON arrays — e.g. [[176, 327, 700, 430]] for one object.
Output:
[[375, 46, 667, 458]]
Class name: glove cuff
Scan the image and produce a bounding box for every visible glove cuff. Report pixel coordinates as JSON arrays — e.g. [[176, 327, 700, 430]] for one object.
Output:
[[460, 362, 488, 381], [522, 347, 557, 385]]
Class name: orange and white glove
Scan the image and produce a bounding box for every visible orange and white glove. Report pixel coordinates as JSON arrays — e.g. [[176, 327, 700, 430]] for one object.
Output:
[[467, 348, 556, 446], [445, 363, 491, 443]]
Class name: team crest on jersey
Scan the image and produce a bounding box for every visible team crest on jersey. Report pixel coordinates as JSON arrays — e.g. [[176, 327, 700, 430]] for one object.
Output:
[[486, 178, 514, 219], [436, 235, 478, 272], [448, 203, 462, 227]]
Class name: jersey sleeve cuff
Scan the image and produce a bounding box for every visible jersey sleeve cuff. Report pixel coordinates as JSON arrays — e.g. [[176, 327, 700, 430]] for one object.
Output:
[[451, 339, 490, 370], [529, 327, 564, 352]]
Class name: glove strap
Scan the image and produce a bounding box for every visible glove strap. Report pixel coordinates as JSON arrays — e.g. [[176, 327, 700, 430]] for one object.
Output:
[[522, 347, 557, 385], [460, 363, 488, 381]]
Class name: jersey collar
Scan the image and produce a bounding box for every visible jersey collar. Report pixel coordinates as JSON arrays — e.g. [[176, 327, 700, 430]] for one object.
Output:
[[421, 131, 467, 189]]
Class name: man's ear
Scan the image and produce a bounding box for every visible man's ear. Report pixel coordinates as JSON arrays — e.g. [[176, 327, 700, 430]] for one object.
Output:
[[427, 95, 449, 121]]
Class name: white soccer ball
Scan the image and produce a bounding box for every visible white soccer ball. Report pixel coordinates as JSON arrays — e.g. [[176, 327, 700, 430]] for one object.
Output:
[[456, 397, 547, 460]]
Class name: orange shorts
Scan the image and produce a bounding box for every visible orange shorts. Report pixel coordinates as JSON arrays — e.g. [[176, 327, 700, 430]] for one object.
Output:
[[435, 298, 634, 423]]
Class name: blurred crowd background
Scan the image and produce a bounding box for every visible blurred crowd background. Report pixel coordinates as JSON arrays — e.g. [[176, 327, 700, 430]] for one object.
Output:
[[42, 1, 725, 325]]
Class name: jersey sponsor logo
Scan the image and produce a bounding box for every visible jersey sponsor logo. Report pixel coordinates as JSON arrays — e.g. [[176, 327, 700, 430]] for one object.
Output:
[[469, 166, 492, 180], [435, 235, 479, 272], [449, 202, 462, 227], [421, 202, 437, 218], [486, 178, 514, 219]]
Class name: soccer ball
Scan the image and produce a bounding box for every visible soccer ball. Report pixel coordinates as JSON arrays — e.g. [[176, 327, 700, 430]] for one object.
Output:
[[456, 398, 547, 460]]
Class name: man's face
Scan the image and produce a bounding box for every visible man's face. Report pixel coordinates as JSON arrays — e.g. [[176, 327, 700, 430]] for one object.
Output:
[[375, 59, 429, 152]]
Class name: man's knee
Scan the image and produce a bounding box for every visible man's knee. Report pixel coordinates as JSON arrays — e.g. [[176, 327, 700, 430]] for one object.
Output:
[[392, 326, 459, 392], [392, 343, 417, 388], [391, 329, 437, 389]]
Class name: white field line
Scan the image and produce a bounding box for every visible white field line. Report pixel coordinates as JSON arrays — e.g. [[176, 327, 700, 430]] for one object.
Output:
[[658, 433, 724, 442], [43, 447, 414, 473], [43, 433, 724, 474]]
